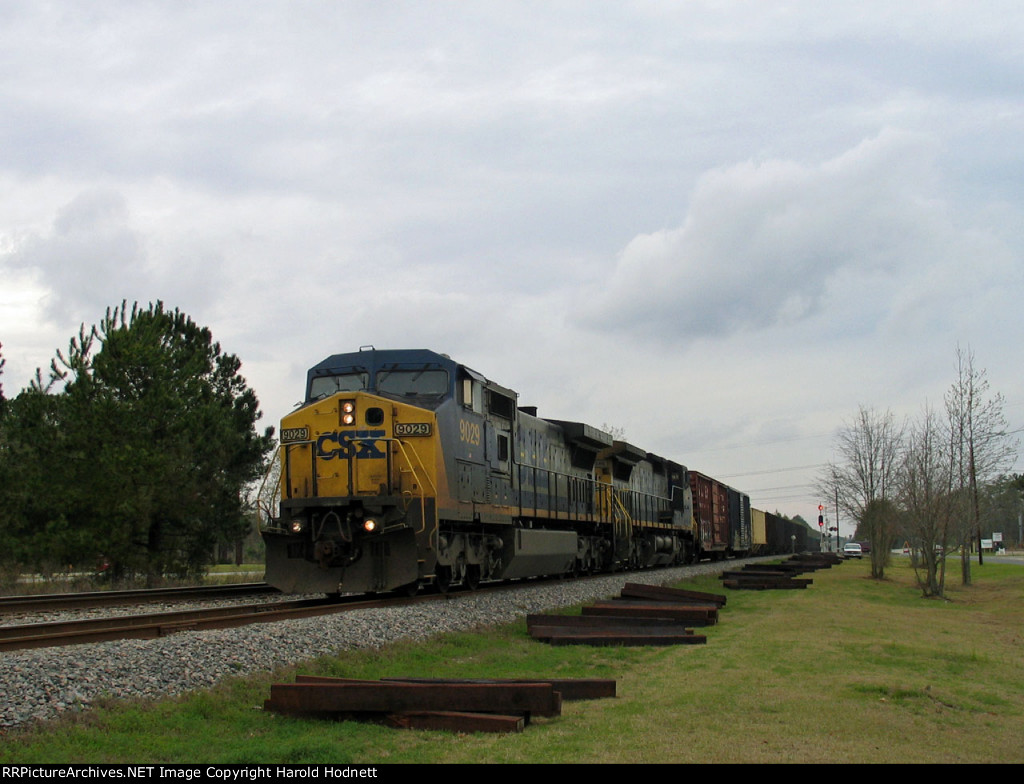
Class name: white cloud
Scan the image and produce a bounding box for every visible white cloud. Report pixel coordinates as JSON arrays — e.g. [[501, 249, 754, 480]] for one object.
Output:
[[4, 189, 144, 316], [573, 129, 958, 340]]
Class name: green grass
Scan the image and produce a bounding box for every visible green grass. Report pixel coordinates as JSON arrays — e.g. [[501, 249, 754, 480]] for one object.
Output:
[[2, 558, 1022, 764]]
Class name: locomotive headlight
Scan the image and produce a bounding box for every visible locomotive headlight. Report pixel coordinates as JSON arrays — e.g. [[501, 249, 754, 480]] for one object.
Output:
[[340, 400, 356, 426], [363, 518, 378, 533], [289, 518, 307, 534]]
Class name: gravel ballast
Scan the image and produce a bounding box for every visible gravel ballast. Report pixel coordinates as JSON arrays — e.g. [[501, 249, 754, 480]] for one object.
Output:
[[0, 560, 750, 732]]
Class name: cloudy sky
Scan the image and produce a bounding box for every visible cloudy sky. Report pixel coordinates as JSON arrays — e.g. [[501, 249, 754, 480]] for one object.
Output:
[[3, 1, 1023, 534]]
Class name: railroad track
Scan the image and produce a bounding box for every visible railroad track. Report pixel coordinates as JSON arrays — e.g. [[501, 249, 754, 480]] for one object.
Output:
[[0, 582, 276, 614], [0, 593, 418, 652], [0, 572, 592, 653]]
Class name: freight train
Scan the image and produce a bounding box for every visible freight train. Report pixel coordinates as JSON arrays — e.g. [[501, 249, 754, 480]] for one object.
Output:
[[261, 348, 808, 595]]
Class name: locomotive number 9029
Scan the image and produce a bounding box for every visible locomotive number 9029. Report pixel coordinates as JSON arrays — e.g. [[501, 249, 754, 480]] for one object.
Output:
[[280, 427, 310, 443], [395, 422, 432, 437], [459, 419, 482, 446]]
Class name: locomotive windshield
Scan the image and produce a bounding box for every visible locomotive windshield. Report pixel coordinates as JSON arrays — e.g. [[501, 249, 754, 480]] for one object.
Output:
[[377, 369, 448, 398], [309, 372, 369, 400], [307, 368, 449, 402]]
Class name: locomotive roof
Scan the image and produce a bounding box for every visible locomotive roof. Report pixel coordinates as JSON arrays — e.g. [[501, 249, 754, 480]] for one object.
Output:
[[308, 347, 457, 378], [307, 348, 517, 400]]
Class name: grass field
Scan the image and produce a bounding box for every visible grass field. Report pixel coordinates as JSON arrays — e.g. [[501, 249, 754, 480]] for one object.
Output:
[[2, 556, 1022, 764]]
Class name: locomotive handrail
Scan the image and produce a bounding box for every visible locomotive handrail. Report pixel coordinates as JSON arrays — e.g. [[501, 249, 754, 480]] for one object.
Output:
[[347, 435, 438, 540], [517, 462, 602, 524], [267, 439, 318, 529], [608, 486, 633, 563], [255, 448, 284, 530], [609, 489, 634, 527], [391, 437, 437, 537], [513, 459, 675, 530]]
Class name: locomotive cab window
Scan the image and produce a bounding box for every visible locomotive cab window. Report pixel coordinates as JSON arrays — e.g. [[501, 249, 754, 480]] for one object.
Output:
[[461, 376, 483, 413]]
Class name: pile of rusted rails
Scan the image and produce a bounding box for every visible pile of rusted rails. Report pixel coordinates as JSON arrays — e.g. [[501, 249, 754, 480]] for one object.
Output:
[[265, 675, 616, 733], [720, 553, 841, 590], [527, 582, 724, 646]]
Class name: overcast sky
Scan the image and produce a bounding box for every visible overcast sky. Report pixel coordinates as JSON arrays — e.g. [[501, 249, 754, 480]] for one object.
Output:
[[2, 1, 1023, 534]]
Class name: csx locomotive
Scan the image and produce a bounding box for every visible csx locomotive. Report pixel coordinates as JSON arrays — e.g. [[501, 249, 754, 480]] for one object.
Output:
[[262, 347, 759, 595]]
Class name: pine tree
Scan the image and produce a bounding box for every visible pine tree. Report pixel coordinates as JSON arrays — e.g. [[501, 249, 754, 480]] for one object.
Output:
[[0, 303, 275, 581]]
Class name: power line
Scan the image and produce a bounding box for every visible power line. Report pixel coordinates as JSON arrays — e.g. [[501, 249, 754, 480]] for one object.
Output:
[[685, 431, 834, 456], [717, 463, 826, 480], [748, 482, 817, 492]]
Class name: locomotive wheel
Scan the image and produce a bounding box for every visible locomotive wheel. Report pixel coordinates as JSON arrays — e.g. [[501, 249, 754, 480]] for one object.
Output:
[[465, 565, 481, 591], [434, 566, 452, 594], [397, 580, 420, 597]]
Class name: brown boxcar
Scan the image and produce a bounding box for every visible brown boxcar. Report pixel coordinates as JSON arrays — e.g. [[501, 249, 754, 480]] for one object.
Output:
[[689, 471, 729, 558]]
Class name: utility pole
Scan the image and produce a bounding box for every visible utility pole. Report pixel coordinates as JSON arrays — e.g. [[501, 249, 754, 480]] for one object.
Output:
[[835, 485, 840, 547]]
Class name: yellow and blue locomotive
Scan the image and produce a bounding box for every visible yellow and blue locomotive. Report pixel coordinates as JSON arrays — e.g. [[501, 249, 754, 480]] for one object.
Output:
[[263, 347, 698, 594]]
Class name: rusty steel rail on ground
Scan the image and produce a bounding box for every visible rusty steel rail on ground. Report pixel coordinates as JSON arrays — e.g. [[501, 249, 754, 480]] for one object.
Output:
[[265, 675, 617, 733], [582, 600, 719, 624], [0, 583, 275, 614], [619, 581, 727, 607], [526, 613, 705, 646]]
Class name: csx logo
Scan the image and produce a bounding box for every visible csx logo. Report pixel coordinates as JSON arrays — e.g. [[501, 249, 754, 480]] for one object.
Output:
[[317, 430, 386, 460]]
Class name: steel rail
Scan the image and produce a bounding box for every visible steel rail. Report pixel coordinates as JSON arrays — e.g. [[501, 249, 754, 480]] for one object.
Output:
[[0, 583, 275, 614], [0, 593, 418, 652]]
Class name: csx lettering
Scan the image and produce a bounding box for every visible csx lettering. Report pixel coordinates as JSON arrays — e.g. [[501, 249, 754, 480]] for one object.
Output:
[[317, 430, 386, 460], [459, 419, 482, 446]]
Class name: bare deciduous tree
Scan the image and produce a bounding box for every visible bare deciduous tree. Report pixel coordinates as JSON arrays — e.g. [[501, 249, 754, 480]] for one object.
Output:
[[945, 345, 1017, 584], [821, 349, 1017, 595], [819, 405, 904, 578], [898, 405, 957, 597]]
